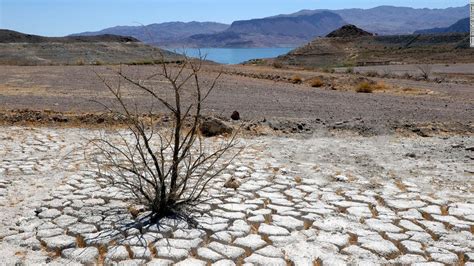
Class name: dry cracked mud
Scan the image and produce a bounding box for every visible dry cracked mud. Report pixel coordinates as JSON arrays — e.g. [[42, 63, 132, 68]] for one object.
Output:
[[0, 126, 473, 265]]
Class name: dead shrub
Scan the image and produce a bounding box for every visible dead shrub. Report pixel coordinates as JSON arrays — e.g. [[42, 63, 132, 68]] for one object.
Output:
[[89, 53, 240, 224], [417, 64, 432, 80]]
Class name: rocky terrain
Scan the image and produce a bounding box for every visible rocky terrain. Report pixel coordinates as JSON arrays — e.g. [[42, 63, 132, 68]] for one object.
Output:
[[0, 26, 472, 264], [415, 18, 470, 35], [0, 64, 473, 136], [0, 30, 180, 65], [0, 127, 473, 265], [325, 25, 373, 38], [274, 26, 473, 68], [0, 30, 140, 43]]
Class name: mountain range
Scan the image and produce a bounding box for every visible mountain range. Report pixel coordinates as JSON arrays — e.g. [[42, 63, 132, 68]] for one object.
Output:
[[276, 5, 469, 35], [73, 5, 470, 48], [415, 18, 470, 34], [73, 22, 229, 44]]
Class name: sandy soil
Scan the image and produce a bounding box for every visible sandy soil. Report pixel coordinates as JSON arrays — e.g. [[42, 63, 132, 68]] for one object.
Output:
[[0, 64, 472, 135]]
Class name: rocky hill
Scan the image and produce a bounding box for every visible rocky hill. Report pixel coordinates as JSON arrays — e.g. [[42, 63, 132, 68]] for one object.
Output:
[[0, 30, 179, 65], [415, 18, 470, 34], [326, 25, 373, 38], [274, 26, 473, 68], [0, 29, 139, 43]]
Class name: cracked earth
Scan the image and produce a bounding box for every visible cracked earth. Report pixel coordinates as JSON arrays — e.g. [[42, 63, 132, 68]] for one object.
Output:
[[0, 126, 473, 265]]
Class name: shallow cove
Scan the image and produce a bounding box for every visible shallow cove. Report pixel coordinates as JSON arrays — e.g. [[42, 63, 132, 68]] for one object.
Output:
[[167, 47, 295, 64]]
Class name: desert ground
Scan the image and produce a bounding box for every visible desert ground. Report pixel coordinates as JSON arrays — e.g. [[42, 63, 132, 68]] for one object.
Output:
[[0, 62, 473, 265], [0, 63, 473, 134]]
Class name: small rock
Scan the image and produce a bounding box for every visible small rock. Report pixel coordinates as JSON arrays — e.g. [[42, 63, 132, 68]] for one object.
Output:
[[334, 175, 349, 182], [147, 259, 174, 266], [231, 111, 240, 120], [105, 246, 130, 261], [42, 235, 77, 250], [38, 208, 61, 219], [200, 117, 233, 137], [233, 234, 266, 250], [197, 247, 224, 262], [62, 247, 99, 264], [258, 224, 290, 236], [175, 258, 207, 266], [244, 254, 287, 266], [117, 259, 147, 266], [208, 242, 245, 260], [224, 177, 241, 189]]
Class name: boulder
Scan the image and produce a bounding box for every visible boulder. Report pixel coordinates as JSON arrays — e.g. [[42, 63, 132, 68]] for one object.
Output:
[[199, 117, 233, 137], [231, 111, 240, 120]]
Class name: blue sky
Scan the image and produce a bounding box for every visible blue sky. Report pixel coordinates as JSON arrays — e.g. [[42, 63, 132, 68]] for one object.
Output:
[[0, 0, 468, 36]]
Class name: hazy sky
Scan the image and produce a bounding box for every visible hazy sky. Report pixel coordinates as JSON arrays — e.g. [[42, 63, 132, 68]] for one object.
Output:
[[0, 0, 469, 36]]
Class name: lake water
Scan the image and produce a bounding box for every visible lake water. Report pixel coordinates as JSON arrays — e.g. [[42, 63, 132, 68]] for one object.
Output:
[[167, 47, 295, 64]]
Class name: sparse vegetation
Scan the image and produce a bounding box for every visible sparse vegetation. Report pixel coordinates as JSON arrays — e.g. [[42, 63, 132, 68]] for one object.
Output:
[[356, 81, 374, 93], [417, 64, 432, 80], [402, 72, 413, 79], [345, 67, 354, 74], [309, 78, 324, 87], [272, 61, 283, 69], [322, 67, 335, 73], [365, 70, 379, 77], [291, 75, 303, 84], [91, 53, 239, 223], [356, 81, 388, 93]]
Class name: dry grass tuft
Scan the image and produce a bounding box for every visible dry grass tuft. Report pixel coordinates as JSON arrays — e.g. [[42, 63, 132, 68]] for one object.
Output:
[[309, 78, 324, 87], [303, 220, 313, 229], [291, 75, 303, 84], [294, 176, 302, 184], [441, 206, 449, 216], [356, 82, 374, 93], [348, 233, 358, 245], [76, 235, 86, 248], [356, 81, 388, 93], [394, 179, 407, 192]]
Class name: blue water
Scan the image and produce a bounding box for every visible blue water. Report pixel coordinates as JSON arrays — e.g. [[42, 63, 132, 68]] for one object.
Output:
[[167, 47, 295, 65]]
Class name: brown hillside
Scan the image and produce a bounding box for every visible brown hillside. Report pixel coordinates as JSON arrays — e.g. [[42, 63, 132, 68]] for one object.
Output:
[[326, 24, 374, 38], [275, 31, 473, 68]]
